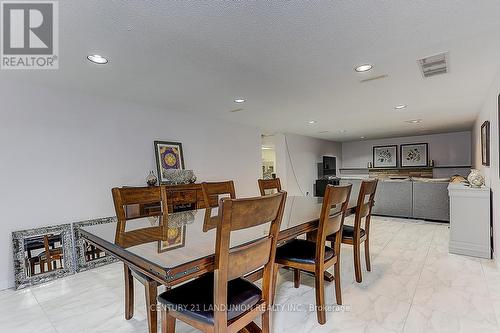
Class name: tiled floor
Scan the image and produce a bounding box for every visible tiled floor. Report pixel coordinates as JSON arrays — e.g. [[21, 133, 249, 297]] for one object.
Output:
[[2, 216, 500, 332]]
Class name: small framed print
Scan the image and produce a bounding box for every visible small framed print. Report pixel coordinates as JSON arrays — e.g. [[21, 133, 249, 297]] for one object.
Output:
[[373, 145, 398, 168], [481, 121, 490, 167], [400, 143, 428, 167], [154, 141, 185, 183]]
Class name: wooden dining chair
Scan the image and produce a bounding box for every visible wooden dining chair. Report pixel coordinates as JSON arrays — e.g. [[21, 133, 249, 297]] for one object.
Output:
[[158, 191, 287, 333], [112, 185, 170, 333], [258, 178, 282, 196], [274, 184, 352, 324], [201, 181, 236, 231], [328, 179, 378, 283]]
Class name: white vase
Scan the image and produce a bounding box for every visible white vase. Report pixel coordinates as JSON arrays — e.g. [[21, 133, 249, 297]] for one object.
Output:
[[467, 169, 485, 188]]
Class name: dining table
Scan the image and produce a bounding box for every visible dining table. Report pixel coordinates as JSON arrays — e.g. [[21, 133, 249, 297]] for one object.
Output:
[[80, 195, 358, 332]]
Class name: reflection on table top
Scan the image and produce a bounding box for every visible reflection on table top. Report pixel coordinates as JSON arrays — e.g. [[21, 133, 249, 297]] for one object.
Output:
[[81, 196, 356, 279]]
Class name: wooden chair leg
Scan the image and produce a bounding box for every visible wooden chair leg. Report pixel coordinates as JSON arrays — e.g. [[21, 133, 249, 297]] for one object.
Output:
[[161, 309, 176, 333], [124, 264, 134, 320], [354, 243, 362, 283], [145, 280, 158, 333], [334, 261, 342, 305], [262, 310, 270, 333], [294, 269, 301, 288], [314, 272, 326, 324], [364, 238, 371, 272], [272, 265, 279, 305]]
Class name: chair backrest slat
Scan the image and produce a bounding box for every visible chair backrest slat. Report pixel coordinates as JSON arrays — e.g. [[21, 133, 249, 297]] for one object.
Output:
[[316, 184, 352, 260], [201, 181, 236, 208], [227, 238, 273, 281], [112, 186, 169, 248], [201, 181, 236, 231], [258, 178, 282, 196], [354, 179, 378, 234]]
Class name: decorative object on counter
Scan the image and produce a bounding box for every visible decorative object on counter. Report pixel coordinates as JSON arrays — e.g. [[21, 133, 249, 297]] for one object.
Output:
[[161, 169, 196, 185], [467, 169, 485, 188], [400, 143, 428, 167], [12, 224, 76, 289], [74, 217, 118, 272], [146, 171, 158, 186], [429, 159, 435, 167], [373, 145, 398, 168], [186, 169, 197, 183], [154, 141, 185, 184], [450, 175, 467, 184], [481, 120, 490, 166], [367, 162, 373, 168]]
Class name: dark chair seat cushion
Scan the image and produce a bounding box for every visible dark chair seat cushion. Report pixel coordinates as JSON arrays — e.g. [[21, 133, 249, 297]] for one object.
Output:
[[158, 273, 261, 324], [341, 225, 366, 239], [275, 239, 334, 265]]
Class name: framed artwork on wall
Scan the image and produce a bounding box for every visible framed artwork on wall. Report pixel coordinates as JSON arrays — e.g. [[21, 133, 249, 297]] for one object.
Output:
[[400, 143, 428, 167], [481, 121, 490, 166], [373, 145, 398, 168], [154, 141, 185, 184]]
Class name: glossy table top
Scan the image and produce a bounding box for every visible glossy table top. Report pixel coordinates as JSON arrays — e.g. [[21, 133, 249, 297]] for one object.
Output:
[[81, 196, 356, 277]]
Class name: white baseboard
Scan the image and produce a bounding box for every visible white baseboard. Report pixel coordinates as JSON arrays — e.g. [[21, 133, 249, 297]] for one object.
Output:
[[0, 279, 15, 291]]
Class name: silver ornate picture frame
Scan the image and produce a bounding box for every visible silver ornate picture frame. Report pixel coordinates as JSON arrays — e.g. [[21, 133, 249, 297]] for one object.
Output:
[[74, 217, 118, 272], [12, 224, 76, 289]]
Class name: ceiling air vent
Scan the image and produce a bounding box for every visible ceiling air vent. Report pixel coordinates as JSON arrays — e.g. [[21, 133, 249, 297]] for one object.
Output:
[[418, 52, 449, 78]]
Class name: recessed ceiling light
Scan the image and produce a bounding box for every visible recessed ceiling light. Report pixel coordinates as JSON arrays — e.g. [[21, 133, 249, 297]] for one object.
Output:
[[87, 54, 108, 64], [360, 136, 366, 139], [394, 104, 408, 110], [308, 120, 317, 124], [354, 64, 373, 72], [339, 129, 347, 133], [234, 98, 246, 103], [405, 119, 422, 124]]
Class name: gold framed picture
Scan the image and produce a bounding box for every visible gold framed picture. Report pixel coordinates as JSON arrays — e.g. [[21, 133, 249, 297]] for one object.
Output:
[[154, 141, 185, 184]]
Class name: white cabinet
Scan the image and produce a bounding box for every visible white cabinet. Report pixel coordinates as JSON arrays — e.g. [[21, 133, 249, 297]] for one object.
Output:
[[448, 184, 491, 259]]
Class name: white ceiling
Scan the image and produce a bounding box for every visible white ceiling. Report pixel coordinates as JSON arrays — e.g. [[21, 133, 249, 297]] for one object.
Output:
[[5, 1, 500, 141]]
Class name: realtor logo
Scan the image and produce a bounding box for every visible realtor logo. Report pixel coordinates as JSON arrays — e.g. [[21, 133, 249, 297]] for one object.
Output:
[[1, 1, 58, 69]]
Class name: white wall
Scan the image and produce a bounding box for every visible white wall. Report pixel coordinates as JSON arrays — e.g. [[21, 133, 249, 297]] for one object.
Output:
[[342, 131, 472, 169], [273, 133, 342, 196], [472, 72, 500, 258], [0, 82, 262, 290]]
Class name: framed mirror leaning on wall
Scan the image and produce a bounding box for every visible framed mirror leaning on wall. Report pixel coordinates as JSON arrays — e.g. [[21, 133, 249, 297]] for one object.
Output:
[[12, 224, 76, 289]]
